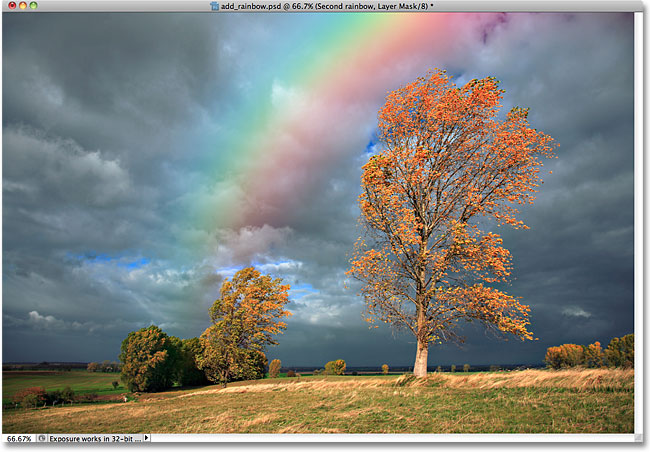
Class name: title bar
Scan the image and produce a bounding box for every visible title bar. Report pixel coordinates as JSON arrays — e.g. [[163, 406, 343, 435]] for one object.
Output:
[[1, 0, 644, 12]]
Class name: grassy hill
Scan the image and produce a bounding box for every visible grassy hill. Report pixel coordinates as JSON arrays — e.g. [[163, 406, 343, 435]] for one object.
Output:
[[2, 368, 634, 434]]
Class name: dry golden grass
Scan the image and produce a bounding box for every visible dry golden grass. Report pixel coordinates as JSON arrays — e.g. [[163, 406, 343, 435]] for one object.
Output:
[[185, 377, 390, 396], [399, 368, 634, 391], [3, 370, 634, 434], [181, 368, 633, 396]]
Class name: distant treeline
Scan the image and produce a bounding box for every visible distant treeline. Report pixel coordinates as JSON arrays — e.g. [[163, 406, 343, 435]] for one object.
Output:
[[86, 361, 122, 373], [3, 362, 89, 371], [545, 334, 633, 369], [275, 363, 546, 374], [3, 362, 547, 373]]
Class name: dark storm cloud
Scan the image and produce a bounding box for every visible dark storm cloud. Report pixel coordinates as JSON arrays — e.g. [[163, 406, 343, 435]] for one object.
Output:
[[2, 12, 636, 366], [470, 13, 636, 352]]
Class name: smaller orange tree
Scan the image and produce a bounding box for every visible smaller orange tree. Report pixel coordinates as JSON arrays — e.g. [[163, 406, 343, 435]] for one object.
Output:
[[197, 267, 291, 387], [269, 359, 282, 378], [325, 359, 346, 375], [584, 341, 604, 368]]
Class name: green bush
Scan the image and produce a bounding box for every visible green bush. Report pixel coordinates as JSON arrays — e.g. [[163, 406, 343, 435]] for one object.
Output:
[[324, 359, 346, 375], [112, 381, 119, 389], [119, 325, 180, 392], [22, 394, 44, 408], [451, 364, 456, 373], [61, 386, 75, 403], [176, 337, 210, 387], [13, 387, 47, 408], [46, 390, 62, 405]]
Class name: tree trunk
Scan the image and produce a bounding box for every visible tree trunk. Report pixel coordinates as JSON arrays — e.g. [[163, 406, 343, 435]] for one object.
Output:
[[413, 337, 428, 378], [413, 248, 428, 378], [413, 278, 428, 378]]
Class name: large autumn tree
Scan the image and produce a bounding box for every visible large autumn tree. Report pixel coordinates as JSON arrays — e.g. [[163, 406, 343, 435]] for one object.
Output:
[[348, 69, 556, 377], [197, 267, 291, 386]]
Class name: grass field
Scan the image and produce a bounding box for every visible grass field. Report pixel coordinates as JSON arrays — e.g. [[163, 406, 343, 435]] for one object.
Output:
[[2, 368, 634, 434], [3, 371, 125, 403]]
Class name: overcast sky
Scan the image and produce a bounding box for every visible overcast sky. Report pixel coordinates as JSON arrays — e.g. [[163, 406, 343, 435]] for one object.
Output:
[[2, 12, 635, 367]]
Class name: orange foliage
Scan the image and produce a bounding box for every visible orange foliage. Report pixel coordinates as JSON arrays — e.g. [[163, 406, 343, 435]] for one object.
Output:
[[545, 344, 585, 369], [269, 359, 282, 378], [207, 266, 292, 350], [324, 359, 346, 375], [347, 69, 557, 376], [546, 341, 605, 369], [584, 341, 604, 368], [197, 267, 291, 386]]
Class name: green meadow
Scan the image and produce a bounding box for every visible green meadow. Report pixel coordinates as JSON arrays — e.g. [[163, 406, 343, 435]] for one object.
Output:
[[3, 371, 125, 404]]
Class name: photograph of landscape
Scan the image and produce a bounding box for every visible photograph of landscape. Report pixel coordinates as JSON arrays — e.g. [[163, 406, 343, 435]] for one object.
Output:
[[2, 10, 636, 437]]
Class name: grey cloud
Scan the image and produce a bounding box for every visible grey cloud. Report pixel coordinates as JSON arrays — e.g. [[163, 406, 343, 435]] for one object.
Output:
[[4, 126, 131, 208], [3, 310, 142, 335], [4, 14, 226, 128], [561, 306, 592, 319]]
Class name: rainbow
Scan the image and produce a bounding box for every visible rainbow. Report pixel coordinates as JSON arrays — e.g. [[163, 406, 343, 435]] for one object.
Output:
[[196, 13, 503, 232]]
